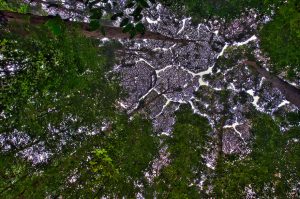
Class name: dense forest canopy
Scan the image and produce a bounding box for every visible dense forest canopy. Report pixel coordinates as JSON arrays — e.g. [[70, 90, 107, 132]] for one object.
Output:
[[0, 0, 300, 198]]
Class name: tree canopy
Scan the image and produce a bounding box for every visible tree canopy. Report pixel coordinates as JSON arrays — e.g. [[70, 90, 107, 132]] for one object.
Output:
[[260, 0, 300, 81], [213, 113, 300, 198], [1, 0, 300, 198], [147, 105, 211, 198]]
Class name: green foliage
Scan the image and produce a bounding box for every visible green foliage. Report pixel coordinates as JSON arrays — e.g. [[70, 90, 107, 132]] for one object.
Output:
[[213, 114, 300, 198], [0, 23, 121, 198], [90, 8, 103, 19], [260, 0, 300, 80], [64, 114, 159, 198], [148, 105, 211, 198], [89, 19, 100, 31], [1, 27, 119, 136], [45, 17, 64, 36], [0, 0, 29, 13]]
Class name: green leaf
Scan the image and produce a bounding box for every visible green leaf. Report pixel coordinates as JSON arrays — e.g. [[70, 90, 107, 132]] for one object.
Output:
[[122, 23, 134, 33], [17, 4, 29, 13], [120, 18, 129, 27], [90, 8, 102, 19], [134, 14, 143, 22], [111, 12, 123, 20], [135, 23, 145, 34], [129, 29, 137, 39], [89, 20, 100, 31], [137, 0, 149, 8], [131, 6, 143, 17], [125, 2, 135, 8], [45, 18, 63, 36]]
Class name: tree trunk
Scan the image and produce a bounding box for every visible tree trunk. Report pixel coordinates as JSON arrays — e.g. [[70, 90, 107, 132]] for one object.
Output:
[[1, 11, 193, 44], [244, 61, 300, 109]]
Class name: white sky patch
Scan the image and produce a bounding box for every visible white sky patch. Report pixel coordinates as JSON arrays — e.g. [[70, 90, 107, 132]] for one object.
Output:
[[181, 64, 214, 86], [179, 66, 197, 77], [263, 16, 271, 23], [166, 96, 187, 104], [139, 87, 156, 101], [227, 83, 239, 92], [217, 43, 229, 58], [146, 16, 161, 24], [233, 35, 257, 46], [216, 35, 258, 61], [100, 37, 110, 42], [177, 66, 212, 86], [189, 100, 200, 114], [177, 18, 191, 35], [188, 101, 211, 120], [128, 86, 157, 114], [206, 162, 215, 170], [292, 138, 299, 143], [197, 66, 214, 86], [156, 3, 162, 10], [204, 25, 210, 32], [247, 89, 261, 109], [153, 44, 177, 52], [289, 81, 299, 88], [197, 65, 214, 76], [223, 118, 246, 144], [278, 100, 290, 108], [212, 87, 222, 91], [154, 99, 171, 118], [153, 47, 168, 52], [259, 77, 265, 88], [136, 58, 156, 69], [118, 101, 129, 109], [155, 65, 173, 75], [160, 131, 171, 136], [198, 77, 209, 86]]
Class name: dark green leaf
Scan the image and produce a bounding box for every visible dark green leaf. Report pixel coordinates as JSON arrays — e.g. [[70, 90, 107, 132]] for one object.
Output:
[[120, 18, 129, 27], [129, 29, 137, 39], [122, 23, 134, 33], [137, 0, 149, 8], [90, 8, 102, 19], [45, 19, 63, 36], [135, 23, 145, 34], [125, 2, 135, 8], [131, 6, 143, 16], [134, 14, 143, 22], [111, 12, 123, 20], [89, 20, 100, 31]]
